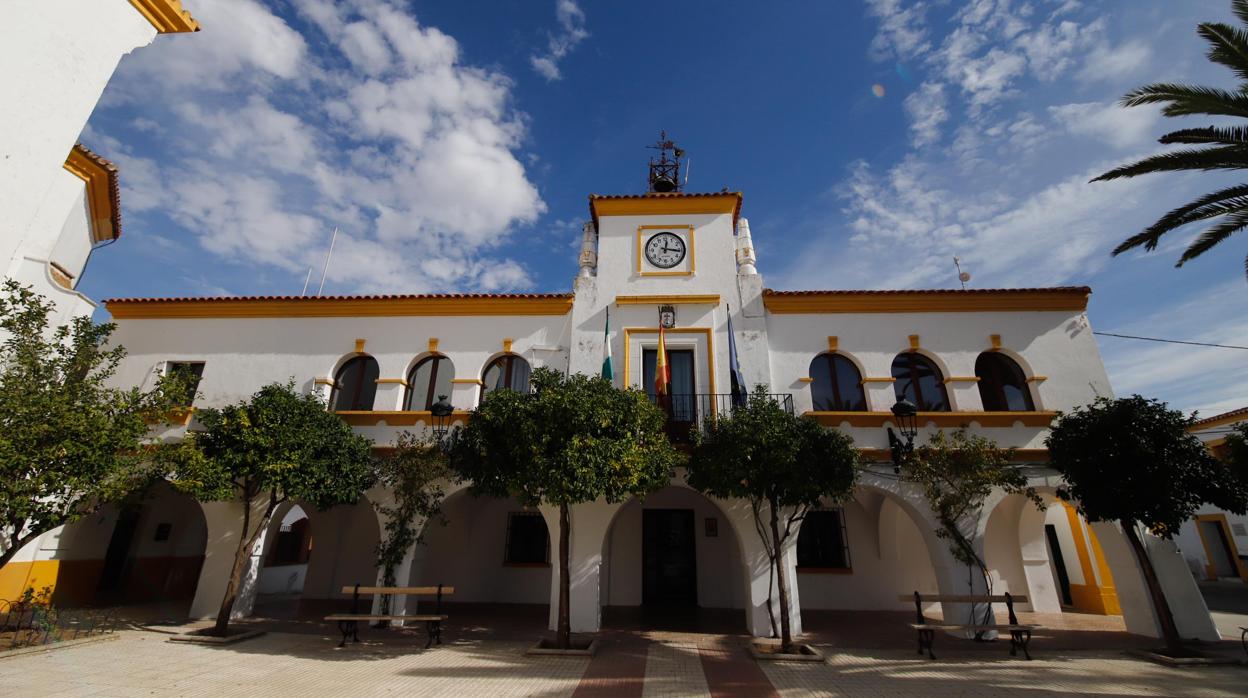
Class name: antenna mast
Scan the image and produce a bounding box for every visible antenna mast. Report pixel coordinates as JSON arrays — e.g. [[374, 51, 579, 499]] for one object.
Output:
[[317, 227, 339, 297], [953, 257, 971, 290]]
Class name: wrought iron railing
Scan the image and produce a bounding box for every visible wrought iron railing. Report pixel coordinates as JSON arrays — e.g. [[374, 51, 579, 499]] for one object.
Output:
[[0, 599, 117, 649], [647, 393, 794, 442]]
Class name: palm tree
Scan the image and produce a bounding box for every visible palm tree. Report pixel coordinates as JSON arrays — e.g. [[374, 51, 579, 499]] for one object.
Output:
[[1093, 0, 1248, 280]]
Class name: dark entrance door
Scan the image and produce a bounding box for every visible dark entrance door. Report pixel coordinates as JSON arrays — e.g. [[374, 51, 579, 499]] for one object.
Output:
[[97, 510, 140, 594], [642, 509, 697, 606], [1045, 524, 1073, 606]]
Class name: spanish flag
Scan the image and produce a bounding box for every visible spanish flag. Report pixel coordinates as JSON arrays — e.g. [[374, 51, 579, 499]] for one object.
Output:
[[654, 324, 670, 401]]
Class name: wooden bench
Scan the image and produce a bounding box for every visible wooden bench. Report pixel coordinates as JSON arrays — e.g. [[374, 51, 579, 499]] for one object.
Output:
[[324, 584, 453, 648], [901, 591, 1040, 660]]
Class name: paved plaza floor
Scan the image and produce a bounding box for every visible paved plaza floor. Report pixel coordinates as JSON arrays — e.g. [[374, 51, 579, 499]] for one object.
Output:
[[1, 615, 1246, 697]]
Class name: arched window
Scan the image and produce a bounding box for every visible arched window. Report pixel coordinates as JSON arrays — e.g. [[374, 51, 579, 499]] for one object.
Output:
[[405, 355, 455, 411], [891, 353, 950, 412], [975, 352, 1035, 411], [481, 355, 531, 397], [809, 353, 867, 411], [330, 355, 379, 411]]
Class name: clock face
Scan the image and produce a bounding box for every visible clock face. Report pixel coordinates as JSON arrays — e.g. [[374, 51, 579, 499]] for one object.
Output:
[[644, 232, 686, 269]]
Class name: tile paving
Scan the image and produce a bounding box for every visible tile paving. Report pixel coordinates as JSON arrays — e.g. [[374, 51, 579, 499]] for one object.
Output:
[[1, 607, 1245, 697]]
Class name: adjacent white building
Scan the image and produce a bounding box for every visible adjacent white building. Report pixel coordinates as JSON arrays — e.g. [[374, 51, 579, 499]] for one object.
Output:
[[1, 173, 1223, 643], [1176, 407, 1248, 583], [0, 0, 198, 323]]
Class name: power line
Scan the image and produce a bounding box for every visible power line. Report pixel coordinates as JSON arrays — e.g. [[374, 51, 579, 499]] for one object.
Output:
[[1093, 331, 1248, 351]]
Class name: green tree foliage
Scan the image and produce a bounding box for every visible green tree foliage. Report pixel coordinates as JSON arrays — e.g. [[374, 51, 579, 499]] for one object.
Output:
[[1224, 423, 1248, 481], [170, 382, 374, 635], [373, 432, 449, 614], [448, 368, 677, 648], [0, 281, 190, 569], [686, 386, 858, 653], [1092, 0, 1248, 279], [901, 429, 1041, 627], [1046, 396, 1248, 651]]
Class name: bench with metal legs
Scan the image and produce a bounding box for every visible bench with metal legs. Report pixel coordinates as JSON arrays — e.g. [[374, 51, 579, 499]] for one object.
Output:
[[324, 583, 453, 649]]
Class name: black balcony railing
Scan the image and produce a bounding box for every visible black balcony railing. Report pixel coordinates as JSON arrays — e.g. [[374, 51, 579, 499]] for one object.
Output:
[[647, 393, 794, 442]]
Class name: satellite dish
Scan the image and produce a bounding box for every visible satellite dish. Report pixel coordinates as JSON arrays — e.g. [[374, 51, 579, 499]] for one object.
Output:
[[959, 271, 971, 283]]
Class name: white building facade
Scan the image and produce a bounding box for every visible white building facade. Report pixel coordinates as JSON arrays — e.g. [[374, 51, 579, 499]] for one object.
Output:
[[1, 189, 1223, 643], [1175, 408, 1248, 583]]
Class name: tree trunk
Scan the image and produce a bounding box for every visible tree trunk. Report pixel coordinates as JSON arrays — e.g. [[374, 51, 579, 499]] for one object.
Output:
[[1122, 520, 1184, 652], [213, 490, 276, 636], [768, 495, 793, 653], [557, 502, 571, 649]]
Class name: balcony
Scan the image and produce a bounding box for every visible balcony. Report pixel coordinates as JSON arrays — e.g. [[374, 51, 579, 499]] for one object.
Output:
[[647, 393, 794, 442]]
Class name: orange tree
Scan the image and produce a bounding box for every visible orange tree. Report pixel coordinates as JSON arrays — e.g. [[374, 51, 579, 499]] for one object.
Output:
[[447, 368, 677, 649], [686, 386, 858, 653], [1046, 396, 1248, 652]]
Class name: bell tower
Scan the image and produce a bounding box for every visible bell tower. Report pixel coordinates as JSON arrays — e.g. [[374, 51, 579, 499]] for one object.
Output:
[[646, 131, 684, 193]]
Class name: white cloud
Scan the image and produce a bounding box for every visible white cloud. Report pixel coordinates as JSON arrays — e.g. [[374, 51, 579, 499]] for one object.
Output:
[[1077, 39, 1152, 83], [530, 0, 589, 81], [94, 0, 546, 295], [1098, 280, 1248, 415], [904, 81, 948, 147], [1049, 101, 1161, 149], [865, 0, 932, 61]]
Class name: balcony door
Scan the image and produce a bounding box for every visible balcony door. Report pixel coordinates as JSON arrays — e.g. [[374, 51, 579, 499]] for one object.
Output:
[[643, 348, 696, 437]]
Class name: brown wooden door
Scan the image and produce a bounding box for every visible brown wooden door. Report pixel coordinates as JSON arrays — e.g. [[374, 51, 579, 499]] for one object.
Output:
[[642, 509, 697, 606]]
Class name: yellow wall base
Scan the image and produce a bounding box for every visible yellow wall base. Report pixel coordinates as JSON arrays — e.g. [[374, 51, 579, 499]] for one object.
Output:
[[1068, 582, 1122, 615], [0, 560, 61, 602]]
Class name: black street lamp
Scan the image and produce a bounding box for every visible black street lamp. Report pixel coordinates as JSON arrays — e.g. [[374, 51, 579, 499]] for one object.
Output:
[[888, 399, 919, 474], [431, 394, 454, 444]]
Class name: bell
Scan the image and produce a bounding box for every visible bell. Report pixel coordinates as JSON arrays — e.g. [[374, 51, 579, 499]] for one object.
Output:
[[651, 175, 676, 193]]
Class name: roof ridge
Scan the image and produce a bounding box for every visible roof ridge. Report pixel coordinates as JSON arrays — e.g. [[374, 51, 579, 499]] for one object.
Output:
[[763, 287, 1092, 295], [104, 292, 574, 303]]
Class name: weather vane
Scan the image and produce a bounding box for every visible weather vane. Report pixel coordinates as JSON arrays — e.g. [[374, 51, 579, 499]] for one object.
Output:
[[647, 130, 684, 193]]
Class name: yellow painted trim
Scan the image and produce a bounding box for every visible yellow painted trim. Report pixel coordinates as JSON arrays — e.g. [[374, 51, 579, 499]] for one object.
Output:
[[859, 447, 1049, 462], [990, 334, 1002, 349], [762, 290, 1090, 314], [502, 338, 514, 353], [798, 377, 815, 383], [335, 410, 470, 427], [375, 378, 408, 386], [354, 339, 366, 354], [804, 411, 1057, 428], [943, 376, 981, 384], [860, 377, 897, 384], [827, 336, 838, 352], [63, 148, 117, 243], [1195, 514, 1248, 581], [451, 378, 484, 385], [106, 295, 574, 319], [622, 327, 716, 396], [1086, 527, 1122, 614], [1057, 502, 1120, 614], [428, 338, 439, 353], [615, 294, 720, 306], [908, 334, 920, 350], [127, 0, 200, 33], [1026, 375, 1048, 383], [636, 225, 695, 277], [314, 378, 336, 388], [591, 193, 741, 220]]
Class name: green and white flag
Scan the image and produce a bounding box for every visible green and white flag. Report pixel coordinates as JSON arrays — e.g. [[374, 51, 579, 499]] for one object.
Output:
[[602, 307, 614, 380]]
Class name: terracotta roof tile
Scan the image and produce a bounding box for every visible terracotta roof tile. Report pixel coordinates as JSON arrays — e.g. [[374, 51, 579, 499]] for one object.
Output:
[[763, 287, 1092, 296], [1190, 405, 1248, 429], [71, 143, 122, 240], [104, 292, 573, 303]]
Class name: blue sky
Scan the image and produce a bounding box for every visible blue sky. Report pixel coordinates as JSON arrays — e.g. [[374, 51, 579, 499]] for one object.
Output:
[[79, 0, 1247, 415]]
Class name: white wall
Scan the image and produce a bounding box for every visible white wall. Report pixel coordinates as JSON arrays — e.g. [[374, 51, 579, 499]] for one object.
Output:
[[797, 493, 940, 610], [603, 486, 746, 609], [416, 493, 551, 605], [301, 500, 380, 599], [0, 1, 155, 276]]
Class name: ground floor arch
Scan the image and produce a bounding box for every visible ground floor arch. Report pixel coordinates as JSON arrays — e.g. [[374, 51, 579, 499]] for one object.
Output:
[[601, 485, 749, 626], [410, 489, 553, 607], [797, 485, 942, 612], [0, 481, 207, 609]]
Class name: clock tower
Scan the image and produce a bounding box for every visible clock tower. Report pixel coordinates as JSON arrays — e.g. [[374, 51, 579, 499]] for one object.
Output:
[[567, 134, 771, 401]]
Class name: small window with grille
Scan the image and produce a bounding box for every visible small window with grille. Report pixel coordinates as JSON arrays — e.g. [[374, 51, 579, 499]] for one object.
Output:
[[796, 508, 851, 571], [504, 512, 549, 565]]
